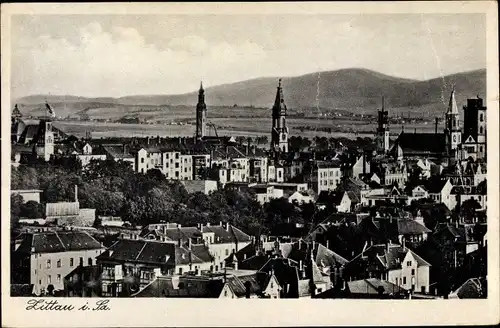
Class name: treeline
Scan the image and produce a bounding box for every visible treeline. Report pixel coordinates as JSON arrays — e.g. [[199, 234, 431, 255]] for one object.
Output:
[[10, 158, 329, 237]]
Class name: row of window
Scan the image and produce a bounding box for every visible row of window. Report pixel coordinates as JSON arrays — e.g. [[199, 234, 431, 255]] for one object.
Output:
[[320, 179, 339, 186], [320, 170, 340, 178], [44, 257, 92, 269], [38, 274, 61, 285]]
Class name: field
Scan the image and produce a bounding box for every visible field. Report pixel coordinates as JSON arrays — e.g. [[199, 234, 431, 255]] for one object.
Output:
[[54, 115, 441, 141]]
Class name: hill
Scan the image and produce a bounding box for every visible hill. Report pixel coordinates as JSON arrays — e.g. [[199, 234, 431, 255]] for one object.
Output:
[[13, 68, 486, 118]]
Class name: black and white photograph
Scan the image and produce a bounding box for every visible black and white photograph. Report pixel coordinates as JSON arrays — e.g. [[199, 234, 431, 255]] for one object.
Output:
[[2, 2, 499, 327]]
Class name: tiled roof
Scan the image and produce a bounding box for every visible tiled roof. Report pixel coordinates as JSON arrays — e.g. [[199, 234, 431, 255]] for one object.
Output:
[[97, 239, 175, 266], [451, 278, 485, 299], [394, 132, 446, 155], [349, 244, 430, 271], [434, 223, 478, 243], [191, 244, 214, 263], [315, 243, 349, 267], [103, 145, 134, 159], [175, 245, 204, 265], [229, 225, 252, 243], [259, 258, 300, 287], [226, 273, 262, 298], [202, 225, 234, 244], [133, 276, 225, 298], [15, 231, 103, 254], [18, 124, 39, 143], [396, 219, 431, 235], [348, 278, 405, 295]]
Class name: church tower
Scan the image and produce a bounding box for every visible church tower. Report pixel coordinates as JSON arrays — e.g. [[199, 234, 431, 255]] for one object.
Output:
[[11, 104, 23, 143], [376, 96, 390, 154], [195, 82, 207, 140], [444, 88, 462, 157], [35, 102, 55, 161], [270, 79, 289, 153]]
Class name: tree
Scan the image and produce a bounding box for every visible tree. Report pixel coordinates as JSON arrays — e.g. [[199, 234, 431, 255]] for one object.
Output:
[[11, 194, 24, 230], [20, 201, 45, 219]]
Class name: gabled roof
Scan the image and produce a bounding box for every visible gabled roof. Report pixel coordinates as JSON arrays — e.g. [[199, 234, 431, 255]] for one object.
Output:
[[349, 244, 430, 271], [175, 245, 205, 265], [226, 273, 262, 298], [15, 231, 103, 254], [314, 243, 349, 267], [191, 244, 214, 263], [97, 239, 176, 267], [396, 219, 431, 235], [450, 278, 485, 299]]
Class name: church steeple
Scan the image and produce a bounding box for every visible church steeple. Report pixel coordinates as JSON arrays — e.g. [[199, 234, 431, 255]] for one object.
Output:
[[195, 81, 207, 140], [376, 96, 390, 154], [445, 87, 462, 157], [447, 87, 459, 115], [271, 78, 289, 153]]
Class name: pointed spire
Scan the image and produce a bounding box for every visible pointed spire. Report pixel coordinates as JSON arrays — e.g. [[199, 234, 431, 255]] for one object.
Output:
[[12, 104, 22, 117], [273, 78, 286, 108], [447, 87, 459, 114], [199, 81, 204, 92]]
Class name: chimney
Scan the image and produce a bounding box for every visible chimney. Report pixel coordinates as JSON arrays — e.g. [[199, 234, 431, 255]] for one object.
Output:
[[386, 241, 390, 253], [219, 221, 223, 227], [226, 223, 230, 232], [362, 153, 366, 176], [326, 240, 330, 250], [402, 238, 406, 251], [74, 185, 78, 202], [299, 260, 303, 271], [207, 222, 210, 227], [188, 237, 192, 249], [435, 118, 439, 134]]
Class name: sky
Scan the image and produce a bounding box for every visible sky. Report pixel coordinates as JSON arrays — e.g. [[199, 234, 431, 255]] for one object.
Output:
[[10, 14, 486, 99]]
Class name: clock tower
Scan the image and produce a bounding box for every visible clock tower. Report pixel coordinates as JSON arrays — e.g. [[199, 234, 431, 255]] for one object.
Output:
[[444, 88, 462, 157]]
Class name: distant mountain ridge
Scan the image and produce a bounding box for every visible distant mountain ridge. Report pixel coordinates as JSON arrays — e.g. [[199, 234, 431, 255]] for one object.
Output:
[[14, 68, 486, 118]]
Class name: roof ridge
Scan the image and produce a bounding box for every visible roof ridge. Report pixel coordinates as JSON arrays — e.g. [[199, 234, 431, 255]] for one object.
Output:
[[135, 240, 149, 261], [53, 231, 67, 251]]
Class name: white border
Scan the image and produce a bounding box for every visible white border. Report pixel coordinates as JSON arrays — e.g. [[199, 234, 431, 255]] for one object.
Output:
[[2, 2, 499, 327]]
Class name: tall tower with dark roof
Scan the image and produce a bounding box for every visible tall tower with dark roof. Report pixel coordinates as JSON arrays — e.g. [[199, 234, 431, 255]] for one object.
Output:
[[444, 89, 462, 156], [376, 96, 390, 154], [11, 104, 23, 143], [195, 82, 207, 140], [270, 79, 289, 153]]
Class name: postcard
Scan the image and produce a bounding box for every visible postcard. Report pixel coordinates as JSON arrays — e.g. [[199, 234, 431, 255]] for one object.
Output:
[[1, 2, 499, 327]]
